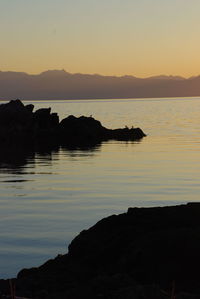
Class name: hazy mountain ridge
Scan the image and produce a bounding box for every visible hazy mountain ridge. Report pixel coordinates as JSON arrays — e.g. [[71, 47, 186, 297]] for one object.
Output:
[[0, 70, 199, 100]]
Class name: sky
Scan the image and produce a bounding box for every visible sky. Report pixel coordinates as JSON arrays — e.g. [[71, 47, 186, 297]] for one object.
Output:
[[1, 0, 200, 78]]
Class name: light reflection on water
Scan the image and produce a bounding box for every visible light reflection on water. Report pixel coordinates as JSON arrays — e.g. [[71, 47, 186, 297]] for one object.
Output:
[[1, 97, 200, 278]]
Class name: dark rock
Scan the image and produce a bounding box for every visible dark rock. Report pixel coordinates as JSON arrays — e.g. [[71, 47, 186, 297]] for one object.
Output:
[[59, 115, 108, 144], [59, 115, 146, 145], [0, 99, 146, 147], [108, 127, 146, 140], [0, 99, 32, 126], [25, 104, 34, 112], [34, 108, 58, 129], [1, 203, 200, 298]]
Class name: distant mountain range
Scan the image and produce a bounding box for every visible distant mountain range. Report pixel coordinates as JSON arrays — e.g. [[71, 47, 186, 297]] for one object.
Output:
[[0, 70, 200, 100]]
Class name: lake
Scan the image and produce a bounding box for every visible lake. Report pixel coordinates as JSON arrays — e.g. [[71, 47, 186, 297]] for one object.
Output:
[[1, 97, 200, 278]]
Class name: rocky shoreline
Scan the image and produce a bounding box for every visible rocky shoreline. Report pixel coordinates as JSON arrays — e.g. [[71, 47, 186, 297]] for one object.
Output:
[[0, 100, 146, 148], [1, 203, 200, 298]]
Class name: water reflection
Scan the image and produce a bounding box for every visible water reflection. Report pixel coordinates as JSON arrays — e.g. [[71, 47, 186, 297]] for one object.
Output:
[[0, 146, 35, 174], [0, 142, 102, 174], [1, 179, 32, 183]]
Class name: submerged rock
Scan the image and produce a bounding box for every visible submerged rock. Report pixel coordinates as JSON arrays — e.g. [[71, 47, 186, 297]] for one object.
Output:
[[0, 99, 146, 147], [1, 203, 200, 298]]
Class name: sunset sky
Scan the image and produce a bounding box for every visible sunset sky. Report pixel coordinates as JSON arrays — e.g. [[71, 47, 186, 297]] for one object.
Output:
[[1, 0, 200, 78]]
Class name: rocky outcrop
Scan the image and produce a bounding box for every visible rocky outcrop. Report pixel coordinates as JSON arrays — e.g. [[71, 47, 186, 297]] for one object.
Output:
[[1, 203, 200, 298], [0, 100, 146, 147]]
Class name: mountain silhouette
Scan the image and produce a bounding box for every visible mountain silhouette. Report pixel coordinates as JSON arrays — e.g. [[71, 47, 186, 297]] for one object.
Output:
[[0, 70, 199, 100]]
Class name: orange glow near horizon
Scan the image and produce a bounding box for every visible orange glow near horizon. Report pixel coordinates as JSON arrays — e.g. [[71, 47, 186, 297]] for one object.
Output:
[[1, 0, 200, 78]]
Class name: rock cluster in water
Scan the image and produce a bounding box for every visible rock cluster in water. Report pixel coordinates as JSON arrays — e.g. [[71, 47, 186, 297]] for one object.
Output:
[[0, 99, 146, 147], [1, 203, 200, 298]]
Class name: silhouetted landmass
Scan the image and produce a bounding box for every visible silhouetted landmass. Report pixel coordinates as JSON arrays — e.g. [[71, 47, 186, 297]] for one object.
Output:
[[0, 70, 200, 100], [0, 99, 145, 148], [1, 203, 200, 298]]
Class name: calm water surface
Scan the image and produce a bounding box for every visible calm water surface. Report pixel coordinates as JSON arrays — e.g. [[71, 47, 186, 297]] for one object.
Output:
[[1, 97, 200, 278]]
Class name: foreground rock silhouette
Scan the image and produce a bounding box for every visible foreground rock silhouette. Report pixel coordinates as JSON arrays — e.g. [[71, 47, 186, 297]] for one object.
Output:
[[0, 99, 146, 148], [1, 203, 200, 298]]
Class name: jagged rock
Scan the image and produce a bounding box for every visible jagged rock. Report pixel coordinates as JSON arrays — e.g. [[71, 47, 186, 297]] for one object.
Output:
[[0, 99, 146, 147], [25, 103, 34, 113], [0, 99, 33, 126]]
